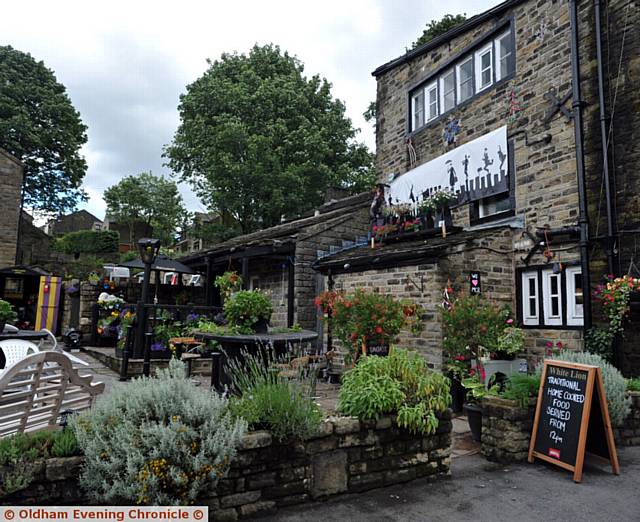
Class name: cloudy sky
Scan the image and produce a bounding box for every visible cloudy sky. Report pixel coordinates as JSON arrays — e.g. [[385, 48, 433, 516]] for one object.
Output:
[[4, 0, 499, 220]]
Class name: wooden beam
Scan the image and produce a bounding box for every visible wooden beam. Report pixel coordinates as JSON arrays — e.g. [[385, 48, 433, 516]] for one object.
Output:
[[287, 256, 295, 327]]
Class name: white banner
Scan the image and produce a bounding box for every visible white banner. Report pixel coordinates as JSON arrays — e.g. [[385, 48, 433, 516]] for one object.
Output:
[[388, 126, 509, 205]]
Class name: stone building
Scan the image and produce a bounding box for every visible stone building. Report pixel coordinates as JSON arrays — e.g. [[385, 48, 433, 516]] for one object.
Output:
[[47, 209, 103, 236], [181, 193, 371, 331], [0, 149, 24, 268], [314, 0, 639, 371]]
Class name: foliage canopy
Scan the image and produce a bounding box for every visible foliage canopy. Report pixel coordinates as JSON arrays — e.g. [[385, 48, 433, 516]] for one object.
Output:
[[0, 45, 88, 214], [165, 44, 375, 234], [412, 14, 468, 49], [103, 171, 187, 246], [54, 230, 119, 256]]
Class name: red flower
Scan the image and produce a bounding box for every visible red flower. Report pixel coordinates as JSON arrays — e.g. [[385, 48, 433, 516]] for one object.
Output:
[[454, 355, 465, 361], [556, 341, 563, 348], [374, 326, 384, 335], [546, 341, 553, 348]]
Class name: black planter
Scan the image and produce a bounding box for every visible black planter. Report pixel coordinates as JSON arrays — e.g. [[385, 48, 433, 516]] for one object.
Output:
[[494, 351, 516, 361], [252, 318, 270, 334], [463, 403, 482, 442], [449, 375, 466, 413]]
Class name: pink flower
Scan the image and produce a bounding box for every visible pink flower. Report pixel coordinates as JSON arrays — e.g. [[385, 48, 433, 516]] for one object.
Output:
[[546, 341, 553, 348], [556, 341, 563, 348], [506, 318, 514, 325]]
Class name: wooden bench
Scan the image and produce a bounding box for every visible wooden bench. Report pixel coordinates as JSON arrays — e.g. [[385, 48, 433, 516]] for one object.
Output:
[[0, 351, 105, 438]]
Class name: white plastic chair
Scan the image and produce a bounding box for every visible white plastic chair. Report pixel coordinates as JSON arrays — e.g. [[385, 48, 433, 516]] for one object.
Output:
[[37, 329, 88, 367], [0, 339, 38, 374]]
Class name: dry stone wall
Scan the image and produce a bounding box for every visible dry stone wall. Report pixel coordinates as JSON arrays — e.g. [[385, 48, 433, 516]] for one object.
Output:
[[0, 151, 23, 268]]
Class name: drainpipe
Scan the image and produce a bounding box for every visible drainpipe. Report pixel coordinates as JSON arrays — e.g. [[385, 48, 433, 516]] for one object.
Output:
[[569, 0, 593, 332], [594, 0, 617, 276]]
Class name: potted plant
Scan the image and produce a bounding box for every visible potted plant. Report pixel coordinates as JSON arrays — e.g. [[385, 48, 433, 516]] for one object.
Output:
[[318, 289, 422, 365], [418, 198, 436, 229], [0, 299, 18, 333], [223, 290, 273, 333], [215, 271, 243, 300], [494, 325, 524, 360], [430, 188, 455, 227], [462, 370, 490, 442]]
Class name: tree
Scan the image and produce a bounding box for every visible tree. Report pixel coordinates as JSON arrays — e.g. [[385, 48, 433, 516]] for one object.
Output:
[[103, 172, 187, 247], [0, 46, 88, 214], [165, 44, 375, 234], [412, 14, 467, 50]]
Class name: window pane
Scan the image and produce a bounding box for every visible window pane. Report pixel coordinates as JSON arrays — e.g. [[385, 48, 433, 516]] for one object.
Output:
[[481, 52, 491, 70], [528, 278, 536, 297], [529, 296, 536, 317], [551, 296, 559, 317], [479, 192, 511, 218], [550, 276, 558, 295], [442, 71, 455, 112], [412, 91, 424, 129], [458, 59, 473, 102], [427, 86, 438, 120], [482, 67, 491, 86]]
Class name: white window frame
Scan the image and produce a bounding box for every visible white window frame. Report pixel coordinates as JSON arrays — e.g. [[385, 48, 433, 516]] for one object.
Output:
[[456, 57, 474, 103], [411, 89, 425, 131], [495, 30, 513, 81], [521, 271, 539, 326], [542, 269, 563, 326], [439, 69, 456, 113], [249, 276, 260, 291], [475, 43, 494, 92], [425, 81, 438, 121], [565, 266, 584, 326]]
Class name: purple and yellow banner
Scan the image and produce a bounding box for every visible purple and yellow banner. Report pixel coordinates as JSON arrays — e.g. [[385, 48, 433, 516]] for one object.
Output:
[[35, 276, 62, 332]]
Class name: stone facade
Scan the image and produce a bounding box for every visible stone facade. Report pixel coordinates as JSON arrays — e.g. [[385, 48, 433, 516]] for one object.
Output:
[[481, 396, 536, 463], [0, 149, 23, 268], [47, 210, 102, 236], [0, 415, 452, 519]]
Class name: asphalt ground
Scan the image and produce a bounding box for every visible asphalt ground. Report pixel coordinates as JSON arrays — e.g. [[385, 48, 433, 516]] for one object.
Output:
[[260, 446, 640, 522]]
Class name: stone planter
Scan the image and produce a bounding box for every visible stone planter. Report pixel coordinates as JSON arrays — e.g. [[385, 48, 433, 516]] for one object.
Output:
[[614, 391, 640, 446], [481, 396, 536, 463]]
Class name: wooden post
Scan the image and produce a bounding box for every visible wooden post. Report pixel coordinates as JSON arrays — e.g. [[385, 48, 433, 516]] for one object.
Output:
[[287, 255, 295, 327], [205, 256, 213, 306], [241, 257, 249, 290]]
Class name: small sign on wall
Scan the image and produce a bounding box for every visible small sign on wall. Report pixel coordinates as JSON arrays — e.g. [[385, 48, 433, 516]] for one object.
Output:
[[470, 272, 481, 294]]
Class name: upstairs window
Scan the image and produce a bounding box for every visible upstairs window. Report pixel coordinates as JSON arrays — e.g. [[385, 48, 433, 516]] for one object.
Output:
[[426, 82, 438, 121], [411, 90, 425, 130], [408, 24, 515, 132], [475, 43, 493, 92], [521, 272, 539, 326], [440, 69, 456, 113], [456, 57, 474, 103], [496, 31, 513, 80], [542, 270, 563, 326]]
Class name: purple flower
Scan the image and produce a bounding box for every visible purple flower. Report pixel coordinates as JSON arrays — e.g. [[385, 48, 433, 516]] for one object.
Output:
[[150, 342, 165, 352], [186, 313, 200, 323]]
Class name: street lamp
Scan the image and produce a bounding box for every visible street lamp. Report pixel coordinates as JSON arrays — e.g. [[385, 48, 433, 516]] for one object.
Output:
[[136, 238, 160, 376]]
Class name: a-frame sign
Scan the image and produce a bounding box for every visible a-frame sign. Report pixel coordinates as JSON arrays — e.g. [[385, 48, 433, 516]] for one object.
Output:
[[528, 360, 620, 482]]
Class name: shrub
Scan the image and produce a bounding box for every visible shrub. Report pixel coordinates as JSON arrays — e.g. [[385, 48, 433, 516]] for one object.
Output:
[[54, 230, 119, 255], [499, 374, 540, 408], [627, 378, 640, 392], [72, 360, 246, 505], [0, 299, 18, 324], [223, 290, 273, 331], [0, 429, 80, 495], [338, 349, 450, 434], [228, 351, 321, 442], [551, 351, 630, 426]]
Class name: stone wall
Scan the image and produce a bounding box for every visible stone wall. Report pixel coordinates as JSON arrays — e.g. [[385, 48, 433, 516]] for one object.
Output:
[[0, 149, 23, 268], [481, 397, 535, 463], [0, 414, 452, 519]]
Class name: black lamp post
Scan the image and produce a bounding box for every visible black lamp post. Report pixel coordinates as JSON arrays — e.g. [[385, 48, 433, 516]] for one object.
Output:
[[135, 238, 160, 370]]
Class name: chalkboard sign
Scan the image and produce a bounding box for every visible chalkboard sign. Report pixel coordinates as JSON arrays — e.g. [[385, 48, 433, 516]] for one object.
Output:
[[364, 341, 390, 357], [528, 360, 620, 482]]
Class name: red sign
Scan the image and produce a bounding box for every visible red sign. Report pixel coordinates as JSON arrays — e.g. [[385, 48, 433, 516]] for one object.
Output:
[[549, 448, 561, 459]]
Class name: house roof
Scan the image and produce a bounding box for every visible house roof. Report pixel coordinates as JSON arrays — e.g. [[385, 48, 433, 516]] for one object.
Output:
[[0, 148, 24, 167], [371, 0, 523, 77], [313, 224, 514, 274], [180, 192, 371, 266]]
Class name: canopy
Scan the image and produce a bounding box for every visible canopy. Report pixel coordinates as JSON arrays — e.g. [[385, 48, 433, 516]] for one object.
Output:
[[119, 254, 195, 274]]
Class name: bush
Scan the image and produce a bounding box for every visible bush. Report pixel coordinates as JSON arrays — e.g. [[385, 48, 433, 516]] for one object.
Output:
[[0, 429, 79, 495], [499, 374, 540, 408], [228, 352, 321, 442], [627, 378, 640, 392], [223, 290, 273, 331], [54, 230, 119, 255], [0, 299, 18, 324], [551, 351, 630, 426], [338, 349, 450, 434], [72, 360, 246, 505]]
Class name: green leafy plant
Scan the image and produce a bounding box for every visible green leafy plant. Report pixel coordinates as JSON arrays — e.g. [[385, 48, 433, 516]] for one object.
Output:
[[496, 326, 525, 357], [550, 351, 630, 427], [54, 230, 119, 256], [227, 351, 321, 442], [594, 275, 640, 336], [72, 359, 246, 505], [499, 374, 540, 407], [442, 293, 512, 372], [338, 349, 450, 434], [318, 289, 422, 364], [0, 299, 18, 325], [585, 327, 615, 362], [0, 429, 80, 495], [223, 290, 273, 331], [412, 13, 468, 49], [626, 378, 640, 392], [214, 271, 243, 299], [461, 374, 493, 405]]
